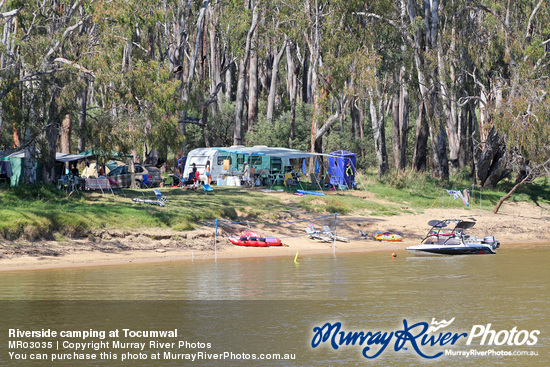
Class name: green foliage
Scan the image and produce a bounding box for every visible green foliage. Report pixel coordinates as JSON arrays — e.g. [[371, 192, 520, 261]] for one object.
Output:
[[494, 88, 550, 167], [246, 103, 313, 150]]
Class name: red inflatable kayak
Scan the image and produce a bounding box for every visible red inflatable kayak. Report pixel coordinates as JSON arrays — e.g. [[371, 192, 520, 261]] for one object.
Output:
[[228, 230, 283, 247]]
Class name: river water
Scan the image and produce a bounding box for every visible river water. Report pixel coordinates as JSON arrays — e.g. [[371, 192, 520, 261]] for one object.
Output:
[[0, 245, 548, 366]]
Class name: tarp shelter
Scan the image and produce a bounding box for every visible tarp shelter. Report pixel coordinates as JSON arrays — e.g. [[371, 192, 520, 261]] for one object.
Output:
[[328, 150, 356, 188], [0, 151, 85, 186], [79, 148, 134, 179]]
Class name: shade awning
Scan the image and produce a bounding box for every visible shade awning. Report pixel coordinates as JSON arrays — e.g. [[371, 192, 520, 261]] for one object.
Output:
[[212, 146, 319, 159], [55, 153, 87, 163], [1, 151, 86, 162]]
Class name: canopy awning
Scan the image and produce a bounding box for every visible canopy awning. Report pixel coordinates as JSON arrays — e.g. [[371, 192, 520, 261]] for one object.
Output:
[[55, 153, 87, 163], [78, 148, 133, 159], [212, 146, 319, 159], [1, 151, 86, 162]]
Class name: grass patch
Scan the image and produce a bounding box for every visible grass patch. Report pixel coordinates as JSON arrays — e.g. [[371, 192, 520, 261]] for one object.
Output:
[[1, 174, 548, 242], [0, 185, 291, 239]]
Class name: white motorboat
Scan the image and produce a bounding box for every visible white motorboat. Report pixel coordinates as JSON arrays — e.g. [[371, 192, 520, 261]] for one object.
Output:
[[406, 219, 500, 255]]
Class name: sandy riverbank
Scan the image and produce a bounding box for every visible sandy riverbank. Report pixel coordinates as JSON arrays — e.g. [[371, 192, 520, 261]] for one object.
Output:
[[0, 201, 548, 272]]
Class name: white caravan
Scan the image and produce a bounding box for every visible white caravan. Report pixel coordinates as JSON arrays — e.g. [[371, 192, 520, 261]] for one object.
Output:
[[182, 148, 232, 183]]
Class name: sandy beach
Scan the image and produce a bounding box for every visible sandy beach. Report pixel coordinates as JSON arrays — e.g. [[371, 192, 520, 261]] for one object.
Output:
[[0, 200, 548, 272]]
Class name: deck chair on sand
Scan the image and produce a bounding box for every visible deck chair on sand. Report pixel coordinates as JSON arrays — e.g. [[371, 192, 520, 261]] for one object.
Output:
[[305, 224, 331, 242], [322, 225, 349, 242]]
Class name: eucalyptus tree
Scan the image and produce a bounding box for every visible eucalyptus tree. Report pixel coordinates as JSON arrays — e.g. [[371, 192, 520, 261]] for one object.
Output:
[[463, 0, 550, 211], [0, 1, 94, 184], [230, 2, 258, 145], [464, 0, 549, 190]]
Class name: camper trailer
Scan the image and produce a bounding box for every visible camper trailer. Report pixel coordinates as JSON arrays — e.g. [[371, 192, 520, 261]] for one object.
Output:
[[183, 148, 232, 184], [184, 146, 299, 186]]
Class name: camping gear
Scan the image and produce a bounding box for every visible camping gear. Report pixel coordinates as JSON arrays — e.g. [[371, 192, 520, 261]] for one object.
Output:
[[322, 226, 349, 242], [406, 219, 500, 255], [373, 231, 403, 242], [132, 189, 166, 207], [203, 184, 214, 194], [305, 225, 331, 242], [228, 230, 282, 247], [297, 189, 325, 196]]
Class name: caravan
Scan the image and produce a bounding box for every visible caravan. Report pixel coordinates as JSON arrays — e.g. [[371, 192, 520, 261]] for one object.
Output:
[[182, 148, 232, 184], [183, 146, 311, 186]]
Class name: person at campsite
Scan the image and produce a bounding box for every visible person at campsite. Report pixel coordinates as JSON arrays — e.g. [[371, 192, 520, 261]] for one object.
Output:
[[346, 162, 353, 177], [242, 162, 251, 186], [184, 163, 198, 189], [205, 160, 212, 185], [346, 162, 354, 188], [177, 158, 184, 186]]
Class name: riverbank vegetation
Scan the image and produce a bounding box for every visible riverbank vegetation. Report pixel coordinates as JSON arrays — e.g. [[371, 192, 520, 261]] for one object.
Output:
[[1, 171, 548, 241], [1, 1, 549, 216]]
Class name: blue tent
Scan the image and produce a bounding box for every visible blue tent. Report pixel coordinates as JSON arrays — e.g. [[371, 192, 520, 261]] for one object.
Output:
[[328, 150, 356, 188]]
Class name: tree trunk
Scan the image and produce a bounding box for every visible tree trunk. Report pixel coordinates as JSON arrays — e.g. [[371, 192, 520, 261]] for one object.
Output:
[[24, 128, 37, 184], [437, 28, 459, 174], [494, 174, 530, 214], [468, 101, 478, 179], [12, 121, 20, 148], [208, 3, 222, 112], [287, 42, 298, 148], [247, 29, 258, 131], [285, 41, 297, 105], [475, 126, 510, 188], [458, 102, 468, 169], [185, 0, 209, 102], [398, 65, 409, 170], [43, 92, 60, 184], [351, 101, 360, 139], [266, 38, 287, 122], [392, 88, 400, 169], [413, 100, 428, 172], [233, 5, 258, 145], [77, 77, 88, 153], [369, 91, 388, 178], [224, 59, 232, 101], [302, 57, 309, 104], [61, 114, 71, 169]]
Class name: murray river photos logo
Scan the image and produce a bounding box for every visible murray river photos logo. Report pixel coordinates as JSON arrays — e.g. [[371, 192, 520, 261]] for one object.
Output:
[[310, 318, 540, 359]]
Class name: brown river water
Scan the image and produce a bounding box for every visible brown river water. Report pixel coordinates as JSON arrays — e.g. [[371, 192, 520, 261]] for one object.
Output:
[[0, 245, 548, 366]]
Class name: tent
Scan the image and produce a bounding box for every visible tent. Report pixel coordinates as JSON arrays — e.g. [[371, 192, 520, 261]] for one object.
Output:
[[328, 150, 356, 188]]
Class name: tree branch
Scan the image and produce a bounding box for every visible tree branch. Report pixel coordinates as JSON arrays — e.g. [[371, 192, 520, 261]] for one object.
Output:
[[54, 57, 96, 79], [525, 0, 543, 44]]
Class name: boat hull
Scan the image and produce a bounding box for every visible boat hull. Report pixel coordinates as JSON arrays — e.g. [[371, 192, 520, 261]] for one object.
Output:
[[406, 244, 496, 255]]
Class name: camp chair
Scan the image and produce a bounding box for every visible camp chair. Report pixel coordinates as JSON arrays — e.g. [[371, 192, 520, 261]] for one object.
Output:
[[359, 230, 370, 239], [202, 184, 214, 194], [142, 174, 153, 189], [305, 224, 331, 242], [132, 188, 166, 207], [284, 172, 294, 187], [322, 225, 349, 242]]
